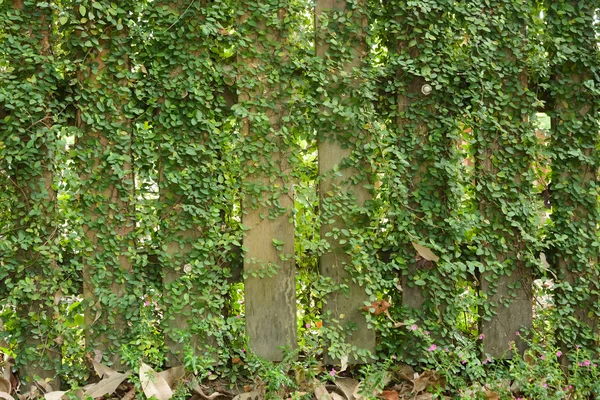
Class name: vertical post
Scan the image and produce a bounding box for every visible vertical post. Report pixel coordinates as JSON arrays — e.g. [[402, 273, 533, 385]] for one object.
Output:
[[149, 0, 220, 367], [547, 0, 599, 362], [471, 2, 536, 358], [387, 3, 457, 329], [1, 0, 61, 389], [315, 0, 375, 362], [238, 1, 297, 361], [72, 1, 135, 368]]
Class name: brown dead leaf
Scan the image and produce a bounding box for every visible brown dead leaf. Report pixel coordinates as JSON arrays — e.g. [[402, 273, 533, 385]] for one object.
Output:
[[158, 365, 185, 389], [84, 371, 131, 399], [92, 361, 117, 378], [392, 382, 412, 397], [395, 364, 415, 382], [412, 371, 444, 394], [191, 383, 224, 400], [314, 384, 332, 400], [140, 363, 172, 400], [334, 377, 359, 400], [1, 358, 15, 389], [0, 392, 15, 400], [484, 390, 500, 400], [232, 357, 243, 365], [92, 310, 102, 324], [17, 386, 38, 400], [415, 393, 433, 400], [0, 377, 10, 393], [523, 353, 535, 366], [43, 392, 66, 400], [294, 366, 306, 385], [411, 243, 439, 262], [378, 390, 399, 400], [339, 354, 348, 373], [34, 380, 53, 394], [121, 388, 136, 400], [232, 390, 262, 400], [311, 362, 325, 375], [53, 290, 62, 306], [92, 349, 103, 363], [361, 300, 390, 316]]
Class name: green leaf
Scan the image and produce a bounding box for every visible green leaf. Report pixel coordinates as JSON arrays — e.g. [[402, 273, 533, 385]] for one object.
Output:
[[79, 5, 87, 17]]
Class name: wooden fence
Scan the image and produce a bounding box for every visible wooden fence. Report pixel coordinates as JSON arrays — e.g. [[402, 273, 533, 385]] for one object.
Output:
[[1, 0, 598, 392]]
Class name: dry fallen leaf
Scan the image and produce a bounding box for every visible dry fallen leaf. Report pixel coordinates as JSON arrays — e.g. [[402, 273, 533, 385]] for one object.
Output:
[[411, 243, 439, 262], [361, 300, 391, 316], [314, 384, 332, 400], [523, 353, 535, 366], [392, 382, 412, 397], [334, 377, 358, 400], [34, 380, 53, 394], [53, 290, 62, 306], [339, 354, 348, 373], [92, 361, 117, 379], [140, 363, 173, 400], [1, 358, 16, 391], [0, 391, 15, 400], [43, 391, 66, 400], [232, 390, 262, 400], [191, 383, 224, 400], [294, 366, 306, 385], [378, 390, 399, 400], [92, 350, 103, 363], [121, 388, 136, 400], [395, 364, 415, 382], [158, 365, 185, 389], [0, 377, 10, 393], [484, 390, 500, 400], [17, 386, 39, 400], [84, 371, 131, 399], [412, 371, 444, 394]]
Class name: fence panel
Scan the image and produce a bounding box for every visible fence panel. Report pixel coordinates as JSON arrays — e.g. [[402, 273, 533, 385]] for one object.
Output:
[[315, 0, 375, 363], [239, 1, 297, 361]]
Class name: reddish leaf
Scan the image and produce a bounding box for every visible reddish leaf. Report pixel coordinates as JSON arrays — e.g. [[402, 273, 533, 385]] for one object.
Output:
[[361, 300, 390, 316], [378, 390, 399, 400]]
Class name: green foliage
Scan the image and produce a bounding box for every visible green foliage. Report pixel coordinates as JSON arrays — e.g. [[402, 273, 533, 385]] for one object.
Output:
[[0, 0, 598, 397]]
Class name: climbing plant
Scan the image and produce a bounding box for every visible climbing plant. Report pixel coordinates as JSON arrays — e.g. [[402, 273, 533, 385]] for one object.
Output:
[[0, 0, 598, 396]]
